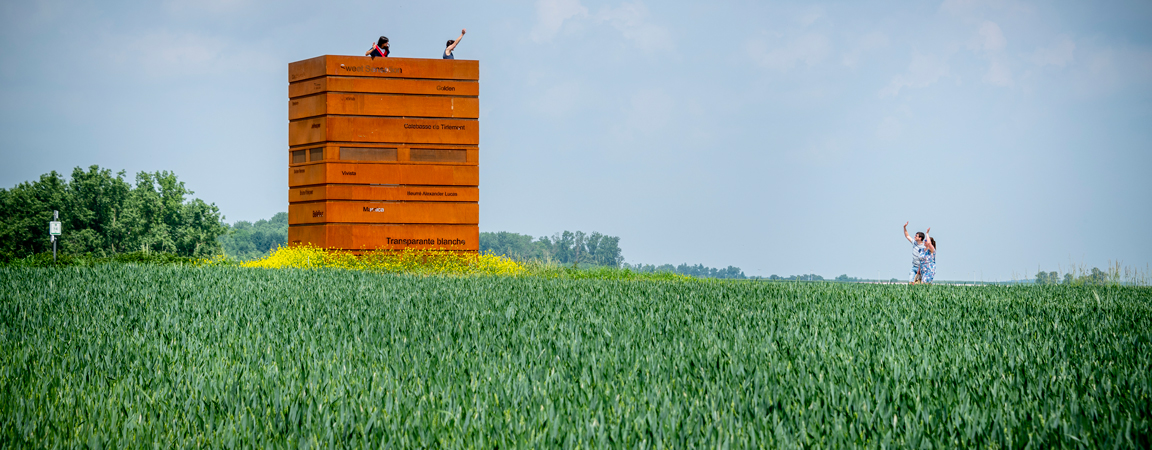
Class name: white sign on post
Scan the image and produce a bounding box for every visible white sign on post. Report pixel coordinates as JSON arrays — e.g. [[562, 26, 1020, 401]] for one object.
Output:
[[49, 221, 61, 236]]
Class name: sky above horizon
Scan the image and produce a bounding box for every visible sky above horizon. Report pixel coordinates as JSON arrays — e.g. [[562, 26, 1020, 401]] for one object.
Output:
[[1, 0, 1150, 280]]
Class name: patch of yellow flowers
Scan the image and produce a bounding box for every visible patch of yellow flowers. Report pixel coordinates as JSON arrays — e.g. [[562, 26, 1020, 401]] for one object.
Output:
[[235, 244, 526, 276]]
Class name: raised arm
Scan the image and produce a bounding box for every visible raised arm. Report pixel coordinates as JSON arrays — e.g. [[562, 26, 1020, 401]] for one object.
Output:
[[903, 222, 914, 244], [924, 227, 935, 253], [447, 28, 465, 53]]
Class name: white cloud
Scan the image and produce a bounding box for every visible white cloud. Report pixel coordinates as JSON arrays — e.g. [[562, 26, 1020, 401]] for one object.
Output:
[[970, 21, 1013, 87], [983, 59, 1013, 86], [841, 31, 889, 68], [1031, 36, 1075, 67], [747, 33, 831, 71], [880, 53, 950, 97], [530, 0, 670, 51], [1074, 46, 1152, 96], [530, 0, 589, 42], [796, 5, 825, 26], [976, 21, 1006, 51], [595, 2, 671, 51]]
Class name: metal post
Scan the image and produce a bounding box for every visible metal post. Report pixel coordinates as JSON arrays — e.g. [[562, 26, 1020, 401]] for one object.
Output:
[[52, 210, 58, 263]]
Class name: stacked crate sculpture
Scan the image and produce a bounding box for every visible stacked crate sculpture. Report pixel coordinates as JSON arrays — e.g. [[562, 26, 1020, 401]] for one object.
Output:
[[287, 55, 479, 251]]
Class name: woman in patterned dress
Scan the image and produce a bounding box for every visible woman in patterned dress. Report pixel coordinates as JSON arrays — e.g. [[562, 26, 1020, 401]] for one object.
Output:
[[921, 228, 936, 284], [904, 222, 927, 284]]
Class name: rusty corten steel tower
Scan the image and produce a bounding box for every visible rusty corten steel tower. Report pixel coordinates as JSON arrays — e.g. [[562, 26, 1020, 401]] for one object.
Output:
[[287, 55, 479, 251]]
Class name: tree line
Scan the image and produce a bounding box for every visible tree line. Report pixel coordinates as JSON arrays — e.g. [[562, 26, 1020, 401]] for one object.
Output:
[[479, 231, 624, 267], [219, 213, 287, 260], [1035, 268, 1110, 285], [0, 167, 758, 278], [480, 231, 757, 279], [0, 166, 227, 261], [624, 263, 748, 279]]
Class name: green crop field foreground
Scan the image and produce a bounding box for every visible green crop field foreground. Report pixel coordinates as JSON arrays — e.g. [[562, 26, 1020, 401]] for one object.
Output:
[[1, 266, 1150, 448]]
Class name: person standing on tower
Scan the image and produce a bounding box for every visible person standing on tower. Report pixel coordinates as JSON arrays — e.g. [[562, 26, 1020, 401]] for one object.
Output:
[[366, 36, 389, 58], [443, 29, 466, 59]]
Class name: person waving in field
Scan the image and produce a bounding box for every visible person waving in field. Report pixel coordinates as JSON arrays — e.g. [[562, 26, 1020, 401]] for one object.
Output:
[[921, 228, 937, 284], [904, 222, 927, 284]]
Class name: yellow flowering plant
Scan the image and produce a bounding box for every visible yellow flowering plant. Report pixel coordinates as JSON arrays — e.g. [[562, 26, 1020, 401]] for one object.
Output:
[[236, 244, 526, 276]]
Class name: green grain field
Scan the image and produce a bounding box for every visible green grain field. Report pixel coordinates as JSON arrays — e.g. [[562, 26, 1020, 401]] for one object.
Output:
[[2, 265, 1149, 448]]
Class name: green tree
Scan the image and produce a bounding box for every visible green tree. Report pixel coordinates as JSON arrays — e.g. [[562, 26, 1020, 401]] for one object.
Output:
[[62, 166, 132, 256], [585, 232, 624, 267], [219, 213, 288, 260], [0, 166, 226, 260], [480, 230, 624, 267], [1036, 271, 1060, 285], [120, 171, 226, 257], [0, 172, 70, 259], [1082, 267, 1108, 285], [479, 231, 542, 260]]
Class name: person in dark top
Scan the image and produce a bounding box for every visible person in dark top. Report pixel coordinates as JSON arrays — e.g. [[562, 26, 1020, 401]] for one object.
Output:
[[366, 36, 389, 58], [443, 29, 465, 59]]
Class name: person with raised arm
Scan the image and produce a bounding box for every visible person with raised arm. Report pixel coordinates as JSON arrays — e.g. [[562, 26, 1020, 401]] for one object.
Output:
[[921, 227, 937, 284], [443, 29, 465, 59], [904, 222, 927, 284], [366, 36, 390, 58]]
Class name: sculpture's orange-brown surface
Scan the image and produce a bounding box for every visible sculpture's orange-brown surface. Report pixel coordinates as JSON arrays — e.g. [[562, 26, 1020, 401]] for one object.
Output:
[[288, 146, 478, 165], [288, 55, 480, 251], [290, 76, 478, 99], [290, 93, 479, 120], [289, 56, 479, 83], [289, 116, 478, 146], [288, 163, 478, 187], [288, 202, 478, 225], [288, 224, 478, 251], [289, 185, 478, 203]]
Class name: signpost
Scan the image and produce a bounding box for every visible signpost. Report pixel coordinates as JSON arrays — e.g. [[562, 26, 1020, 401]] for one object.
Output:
[[49, 210, 60, 263]]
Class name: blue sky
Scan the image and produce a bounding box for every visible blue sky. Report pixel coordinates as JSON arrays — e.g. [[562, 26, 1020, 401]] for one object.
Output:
[[1, 0, 1149, 280]]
